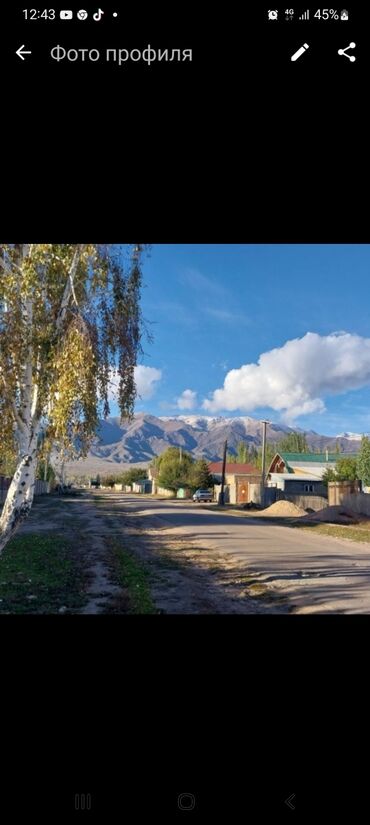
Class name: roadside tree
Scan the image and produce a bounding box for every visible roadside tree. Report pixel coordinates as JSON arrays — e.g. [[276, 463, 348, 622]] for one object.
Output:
[[322, 456, 358, 485], [278, 432, 309, 453], [120, 467, 148, 486], [187, 458, 214, 491], [356, 436, 370, 487], [0, 243, 146, 554], [157, 447, 193, 492], [227, 441, 258, 464]]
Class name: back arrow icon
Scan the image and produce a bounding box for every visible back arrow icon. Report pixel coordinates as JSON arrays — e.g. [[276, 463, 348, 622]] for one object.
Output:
[[16, 45, 32, 60], [285, 793, 296, 810]]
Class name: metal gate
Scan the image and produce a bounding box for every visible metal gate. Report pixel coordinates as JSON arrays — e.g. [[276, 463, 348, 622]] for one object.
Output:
[[236, 480, 249, 503]]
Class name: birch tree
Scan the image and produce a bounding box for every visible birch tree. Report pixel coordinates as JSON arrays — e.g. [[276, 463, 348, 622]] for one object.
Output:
[[0, 243, 146, 554]]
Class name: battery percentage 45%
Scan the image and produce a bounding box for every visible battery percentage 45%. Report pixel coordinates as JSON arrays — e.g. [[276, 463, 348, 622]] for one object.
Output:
[[314, 9, 339, 19]]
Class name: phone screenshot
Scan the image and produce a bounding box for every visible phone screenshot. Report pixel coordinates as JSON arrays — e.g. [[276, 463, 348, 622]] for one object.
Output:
[[0, 6, 368, 821]]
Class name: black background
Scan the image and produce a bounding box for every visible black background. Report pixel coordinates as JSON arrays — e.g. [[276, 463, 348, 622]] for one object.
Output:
[[1, 5, 367, 240], [1, 5, 369, 821]]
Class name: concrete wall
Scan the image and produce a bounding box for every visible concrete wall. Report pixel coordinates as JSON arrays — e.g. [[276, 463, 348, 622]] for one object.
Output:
[[214, 484, 230, 503], [214, 482, 262, 505], [228, 483, 236, 504], [156, 486, 176, 498], [341, 492, 370, 516]]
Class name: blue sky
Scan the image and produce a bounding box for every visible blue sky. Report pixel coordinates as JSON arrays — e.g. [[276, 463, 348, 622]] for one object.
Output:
[[116, 244, 370, 436]]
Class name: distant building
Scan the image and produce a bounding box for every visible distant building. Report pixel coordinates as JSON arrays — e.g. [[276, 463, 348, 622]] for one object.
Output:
[[132, 479, 152, 494], [148, 465, 159, 493], [268, 473, 326, 497], [208, 462, 261, 504]]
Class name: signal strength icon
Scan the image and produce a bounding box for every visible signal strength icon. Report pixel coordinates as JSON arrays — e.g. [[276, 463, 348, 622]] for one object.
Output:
[[299, 9, 310, 19]]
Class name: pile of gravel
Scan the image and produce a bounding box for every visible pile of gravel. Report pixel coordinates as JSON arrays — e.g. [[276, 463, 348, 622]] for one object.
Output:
[[259, 500, 307, 517], [302, 505, 360, 524]]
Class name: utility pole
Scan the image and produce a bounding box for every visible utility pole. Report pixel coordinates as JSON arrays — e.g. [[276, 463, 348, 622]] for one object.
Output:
[[261, 420, 270, 508], [179, 446, 182, 463], [219, 439, 227, 506]]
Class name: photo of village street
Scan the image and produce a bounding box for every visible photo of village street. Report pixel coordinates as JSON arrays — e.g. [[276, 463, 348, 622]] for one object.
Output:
[[2, 243, 370, 614]]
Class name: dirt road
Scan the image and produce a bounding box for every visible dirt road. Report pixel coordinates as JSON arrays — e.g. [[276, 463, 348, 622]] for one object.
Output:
[[14, 491, 370, 613], [111, 494, 370, 614]]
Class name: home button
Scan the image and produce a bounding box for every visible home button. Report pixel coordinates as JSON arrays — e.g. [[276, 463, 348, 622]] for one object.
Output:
[[178, 793, 196, 811]]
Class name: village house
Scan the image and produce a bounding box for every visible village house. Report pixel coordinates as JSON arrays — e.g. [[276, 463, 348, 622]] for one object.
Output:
[[266, 451, 359, 499], [208, 462, 262, 504]]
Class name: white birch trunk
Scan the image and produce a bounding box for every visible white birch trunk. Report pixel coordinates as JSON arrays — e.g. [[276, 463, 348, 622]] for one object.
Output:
[[0, 432, 38, 555], [0, 244, 85, 555], [0, 245, 40, 554]]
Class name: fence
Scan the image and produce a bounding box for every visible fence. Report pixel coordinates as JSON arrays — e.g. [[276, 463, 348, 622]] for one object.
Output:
[[35, 480, 50, 496], [0, 475, 50, 504], [0, 475, 10, 504], [284, 494, 328, 512], [341, 492, 370, 516], [328, 480, 361, 506], [264, 487, 278, 506], [264, 487, 328, 511]]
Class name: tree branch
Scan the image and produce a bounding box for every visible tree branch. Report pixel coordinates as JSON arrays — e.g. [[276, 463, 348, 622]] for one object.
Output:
[[0, 255, 22, 279], [56, 244, 86, 333]]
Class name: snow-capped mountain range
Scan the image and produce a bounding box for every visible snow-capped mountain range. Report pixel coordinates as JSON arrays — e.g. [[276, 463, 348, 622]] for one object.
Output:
[[336, 432, 369, 441], [68, 413, 362, 470]]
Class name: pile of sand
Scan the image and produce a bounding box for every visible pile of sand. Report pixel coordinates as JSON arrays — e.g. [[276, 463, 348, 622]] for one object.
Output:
[[259, 500, 307, 517], [303, 505, 359, 524]]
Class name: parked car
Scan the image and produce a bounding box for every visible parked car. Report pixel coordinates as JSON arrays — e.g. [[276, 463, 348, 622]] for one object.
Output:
[[192, 489, 213, 502]]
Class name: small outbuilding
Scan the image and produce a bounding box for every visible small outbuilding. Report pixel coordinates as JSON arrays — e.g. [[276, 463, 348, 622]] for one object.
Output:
[[132, 479, 153, 494]]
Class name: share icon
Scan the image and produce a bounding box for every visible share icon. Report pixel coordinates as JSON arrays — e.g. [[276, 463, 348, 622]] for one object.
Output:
[[338, 42, 356, 61]]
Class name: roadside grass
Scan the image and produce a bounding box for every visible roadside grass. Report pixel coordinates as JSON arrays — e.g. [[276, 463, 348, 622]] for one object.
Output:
[[91, 492, 177, 502], [105, 537, 157, 614], [289, 520, 370, 543], [0, 534, 88, 614]]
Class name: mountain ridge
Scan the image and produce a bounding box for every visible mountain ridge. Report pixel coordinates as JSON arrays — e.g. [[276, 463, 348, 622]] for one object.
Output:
[[64, 414, 361, 476]]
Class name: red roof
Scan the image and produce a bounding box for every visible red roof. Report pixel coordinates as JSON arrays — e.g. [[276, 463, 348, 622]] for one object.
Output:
[[208, 462, 261, 475]]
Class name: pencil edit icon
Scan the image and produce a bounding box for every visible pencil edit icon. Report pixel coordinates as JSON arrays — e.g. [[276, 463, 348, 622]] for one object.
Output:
[[291, 43, 309, 61]]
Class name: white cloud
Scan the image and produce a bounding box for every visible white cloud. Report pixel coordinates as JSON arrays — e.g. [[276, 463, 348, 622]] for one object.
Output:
[[135, 365, 162, 399], [176, 389, 197, 410], [179, 268, 229, 298], [108, 365, 162, 401], [205, 307, 249, 323], [202, 332, 370, 423]]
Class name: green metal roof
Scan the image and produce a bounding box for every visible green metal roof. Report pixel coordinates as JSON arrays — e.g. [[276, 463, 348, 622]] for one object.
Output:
[[280, 452, 358, 463]]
